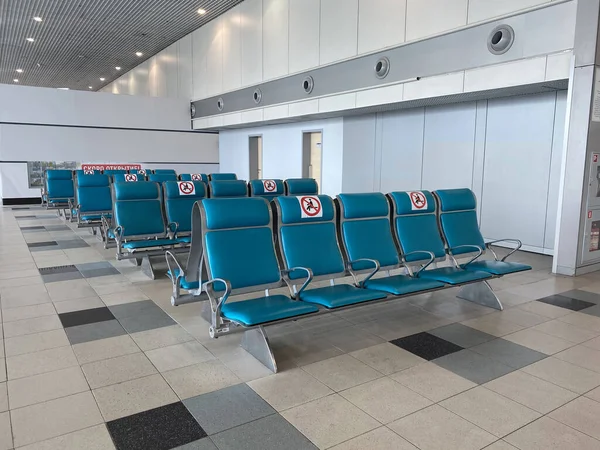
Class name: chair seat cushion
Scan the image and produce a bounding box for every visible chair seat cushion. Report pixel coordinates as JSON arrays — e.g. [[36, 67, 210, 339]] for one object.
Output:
[[417, 266, 491, 285], [122, 238, 178, 249], [299, 284, 387, 309], [177, 236, 192, 244], [107, 229, 115, 239], [80, 213, 111, 221], [365, 275, 445, 295], [221, 295, 319, 326], [167, 269, 200, 290], [462, 260, 532, 275]]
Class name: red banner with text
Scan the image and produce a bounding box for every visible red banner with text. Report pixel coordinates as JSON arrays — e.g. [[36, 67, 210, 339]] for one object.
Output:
[[81, 164, 141, 171]]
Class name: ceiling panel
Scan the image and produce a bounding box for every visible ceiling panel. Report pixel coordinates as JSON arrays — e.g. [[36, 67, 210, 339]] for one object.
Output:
[[0, 0, 243, 91]]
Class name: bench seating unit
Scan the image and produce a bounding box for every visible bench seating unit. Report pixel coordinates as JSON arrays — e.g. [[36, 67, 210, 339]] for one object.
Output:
[[45, 170, 75, 216], [209, 173, 237, 181], [434, 189, 532, 276], [388, 190, 502, 309], [113, 173, 145, 183], [180, 173, 209, 183], [199, 197, 320, 372], [148, 173, 178, 183], [336, 193, 445, 295], [207, 180, 249, 198], [132, 169, 148, 176], [163, 181, 208, 303], [248, 179, 285, 199], [273, 195, 387, 309], [103, 170, 128, 175], [284, 178, 318, 195], [74, 174, 112, 232], [153, 169, 177, 175], [109, 181, 186, 260]]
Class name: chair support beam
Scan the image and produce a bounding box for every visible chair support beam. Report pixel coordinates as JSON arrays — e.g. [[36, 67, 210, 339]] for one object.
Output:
[[241, 326, 278, 373], [456, 280, 503, 310]]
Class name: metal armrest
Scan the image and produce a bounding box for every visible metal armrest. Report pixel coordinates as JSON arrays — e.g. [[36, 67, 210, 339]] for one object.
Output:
[[202, 278, 232, 313], [449, 244, 484, 267], [486, 239, 522, 262], [403, 250, 436, 276], [281, 267, 314, 299], [346, 258, 380, 287], [165, 250, 184, 279], [167, 222, 179, 239]]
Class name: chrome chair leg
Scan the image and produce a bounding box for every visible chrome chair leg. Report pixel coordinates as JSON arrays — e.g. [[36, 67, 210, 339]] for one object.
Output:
[[241, 326, 278, 373], [456, 280, 503, 310]]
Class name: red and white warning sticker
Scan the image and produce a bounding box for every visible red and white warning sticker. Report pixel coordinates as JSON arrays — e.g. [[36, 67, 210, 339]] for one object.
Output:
[[178, 181, 196, 196], [408, 191, 427, 211], [298, 196, 323, 218], [262, 180, 277, 192], [83, 169, 94, 175], [138, 169, 147, 175], [191, 173, 202, 181], [124, 174, 138, 182]]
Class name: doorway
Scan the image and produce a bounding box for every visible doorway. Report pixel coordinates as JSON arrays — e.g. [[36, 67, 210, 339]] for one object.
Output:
[[249, 135, 263, 180], [302, 131, 322, 192]]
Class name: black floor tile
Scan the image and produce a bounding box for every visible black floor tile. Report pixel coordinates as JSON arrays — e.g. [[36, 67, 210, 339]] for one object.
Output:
[[107, 402, 207, 450], [59, 306, 116, 328], [536, 294, 596, 311], [390, 332, 464, 361], [12, 207, 30, 210], [20, 226, 45, 231], [44, 224, 71, 231], [38, 264, 79, 275], [16, 215, 37, 219], [27, 241, 58, 247]]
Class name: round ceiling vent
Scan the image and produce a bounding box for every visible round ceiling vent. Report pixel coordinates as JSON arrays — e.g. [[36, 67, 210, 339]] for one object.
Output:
[[190, 103, 196, 118], [302, 76, 314, 94], [374, 57, 390, 79], [253, 88, 262, 104], [217, 97, 224, 111], [488, 25, 515, 55]]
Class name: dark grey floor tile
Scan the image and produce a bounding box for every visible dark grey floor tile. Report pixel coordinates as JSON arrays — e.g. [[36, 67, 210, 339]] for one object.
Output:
[[537, 295, 595, 311], [107, 402, 207, 450], [59, 306, 116, 328], [470, 338, 547, 369], [56, 239, 89, 249], [65, 319, 127, 344], [434, 349, 515, 384], [16, 215, 37, 219], [45, 224, 71, 231], [20, 226, 45, 231], [390, 332, 464, 361], [109, 300, 164, 319], [12, 207, 31, 210], [558, 290, 600, 305], [38, 264, 79, 275], [119, 312, 176, 334], [76, 261, 115, 271], [429, 323, 496, 348], [80, 267, 120, 278], [175, 438, 218, 450], [27, 240, 58, 248], [581, 304, 600, 317], [211, 415, 317, 450], [41, 271, 83, 283], [184, 384, 274, 435]]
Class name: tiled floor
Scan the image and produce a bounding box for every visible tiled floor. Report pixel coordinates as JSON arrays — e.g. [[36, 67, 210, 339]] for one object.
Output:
[[1, 207, 600, 449]]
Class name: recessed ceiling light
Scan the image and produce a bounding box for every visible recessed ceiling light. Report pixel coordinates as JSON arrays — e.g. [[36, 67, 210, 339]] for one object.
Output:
[[13, 79, 19, 83], [26, 37, 35, 42], [16, 69, 23, 73], [135, 52, 143, 57], [33, 16, 42, 22], [88, 86, 93, 89], [57, 88, 69, 90], [99, 77, 105, 81], [197, 8, 207, 15], [115, 66, 121, 70]]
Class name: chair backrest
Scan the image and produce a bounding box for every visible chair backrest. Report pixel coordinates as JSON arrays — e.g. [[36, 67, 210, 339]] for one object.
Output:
[[337, 193, 400, 271], [46, 170, 74, 200], [249, 179, 285, 199], [180, 173, 209, 183], [163, 181, 207, 234], [148, 173, 178, 183], [209, 173, 237, 181], [274, 195, 345, 280], [133, 169, 148, 176], [103, 170, 128, 175], [75, 169, 97, 176], [200, 197, 282, 291], [388, 190, 447, 263], [153, 169, 177, 175], [113, 173, 145, 183], [112, 182, 166, 238], [208, 180, 248, 198], [434, 189, 485, 255], [285, 178, 319, 195], [75, 174, 112, 213]]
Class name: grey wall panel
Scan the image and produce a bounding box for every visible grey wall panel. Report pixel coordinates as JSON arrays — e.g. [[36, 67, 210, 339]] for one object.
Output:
[[341, 115, 378, 193], [480, 92, 557, 248], [192, 0, 575, 118], [422, 103, 477, 190], [472, 100, 488, 223], [379, 109, 426, 193]]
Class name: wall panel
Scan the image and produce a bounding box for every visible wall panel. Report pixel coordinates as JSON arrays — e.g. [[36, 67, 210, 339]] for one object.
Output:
[[358, 0, 406, 54], [263, 0, 290, 81], [320, 0, 359, 65], [468, 0, 551, 23], [164, 44, 179, 98], [342, 115, 377, 192], [406, 0, 468, 42], [206, 18, 224, 97], [178, 35, 194, 100], [222, 7, 242, 92], [289, 0, 320, 74], [240, 0, 263, 86]]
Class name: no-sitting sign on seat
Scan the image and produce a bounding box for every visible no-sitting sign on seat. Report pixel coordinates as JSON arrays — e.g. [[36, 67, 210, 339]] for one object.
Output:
[[262, 180, 276, 192], [125, 174, 138, 182], [408, 191, 427, 211], [297, 196, 322, 218], [191, 174, 202, 181], [178, 181, 196, 196]]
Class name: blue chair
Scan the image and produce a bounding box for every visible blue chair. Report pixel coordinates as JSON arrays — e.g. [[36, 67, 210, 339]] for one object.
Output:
[[113, 173, 145, 183], [163, 181, 207, 300], [148, 173, 178, 183], [285, 178, 319, 195], [274, 195, 387, 309], [153, 169, 177, 175], [199, 197, 319, 371], [388, 190, 501, 309], [45, 170, 74, 211], [110, 181, 180, 260], [132, 168, 148, 176], [249, 179, 285, 199], [336, 193, 445, 295], [103, 169, 128, 175], [434, 189, 532, 276], [74, 174, 112, 229], [74, 169, 97, 177], [208, 180, 248, 198], [209, 173, 237, 181], [180, 173, 209, 183]]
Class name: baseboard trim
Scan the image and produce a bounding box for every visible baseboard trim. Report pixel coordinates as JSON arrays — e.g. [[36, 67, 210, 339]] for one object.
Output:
[[2, 197, 42, 206]]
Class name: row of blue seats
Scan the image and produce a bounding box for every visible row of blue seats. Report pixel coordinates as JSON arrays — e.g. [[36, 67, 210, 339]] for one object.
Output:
[[177, 189, 530, 372]]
